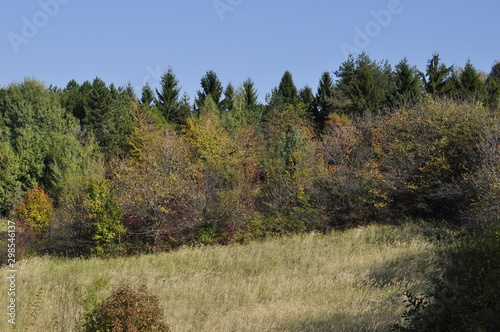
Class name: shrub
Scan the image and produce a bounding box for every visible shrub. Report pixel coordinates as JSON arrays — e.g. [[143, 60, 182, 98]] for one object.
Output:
[[373, 100, 494, 219], [84, 180, 125, 256], [17, 185, 54, 235], [80, 285, 170, 332], [393, 225, 500, 331]]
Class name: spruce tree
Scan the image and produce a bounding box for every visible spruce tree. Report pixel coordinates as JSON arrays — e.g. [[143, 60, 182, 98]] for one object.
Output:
[[221, 82, 235, 112], [124, 82, 137, 101], [155, 68, 181, 123], [195, 70, 223, 111], [141, 83, 154, 109], [299, 85, 315, 120], [486, 62, 500, 109], [176, 92, 192, 126], [458, 59, 485, 102], [278, 71, 299, 105], [391, 58, 423, 108], [241, 79, 262, 126], [242, 78, 258, 108], [335, 54, 356, 95], [423, 53, 454, 97], [315, 72, 335, 125]]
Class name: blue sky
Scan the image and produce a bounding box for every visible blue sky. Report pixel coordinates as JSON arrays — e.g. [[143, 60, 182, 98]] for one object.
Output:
[[1, 0, 499, 102]]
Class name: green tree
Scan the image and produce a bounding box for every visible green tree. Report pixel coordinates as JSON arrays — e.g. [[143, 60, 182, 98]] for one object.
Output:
[[458, 59, 485, 102], [342, 53, 391, 115], [195, 70, 223, 111], [62, 77, 135, 158], [123, 82, 137, 101], [422, 53, 454, 97], [140, 83, 154, 109], [178, 92, 193, 122], [278, 71, 299, 105], [241, 79, 263, 126], [485, 62, 500, 109], [0, 138, 20, 213], [315, 72, 336, 126], [391, 57, 423, 108], [84, 180, 124, 256], [243, 78, 258, 108], [299, 85, 315, 119], [1, 79, 101, 204], [155, 68, 182, 124], [335, 54, 356, 94], [221, 82, 236, 112]]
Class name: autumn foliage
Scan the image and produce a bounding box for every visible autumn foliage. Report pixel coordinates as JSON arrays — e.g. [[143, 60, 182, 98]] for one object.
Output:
[[17, 185, 54, 235], [2, 64, 499, 257], [80, 285, 170, 332]]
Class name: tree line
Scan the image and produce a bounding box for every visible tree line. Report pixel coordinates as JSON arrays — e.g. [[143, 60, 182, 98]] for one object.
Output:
[[1, 53, 499, 257]]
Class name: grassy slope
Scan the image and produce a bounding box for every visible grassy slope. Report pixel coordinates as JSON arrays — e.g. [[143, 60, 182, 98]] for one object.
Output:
[[1, 222, 454, 331]]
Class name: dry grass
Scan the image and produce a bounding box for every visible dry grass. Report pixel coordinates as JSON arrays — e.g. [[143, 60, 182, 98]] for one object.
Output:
[[1, 222, 454, 331]]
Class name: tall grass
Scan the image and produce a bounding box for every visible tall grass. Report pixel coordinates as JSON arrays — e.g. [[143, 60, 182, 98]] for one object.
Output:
[[1, 222, 456, 331]]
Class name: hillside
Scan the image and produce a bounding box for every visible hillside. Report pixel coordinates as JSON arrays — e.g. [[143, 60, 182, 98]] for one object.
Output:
[[1, 222, 455, 331]]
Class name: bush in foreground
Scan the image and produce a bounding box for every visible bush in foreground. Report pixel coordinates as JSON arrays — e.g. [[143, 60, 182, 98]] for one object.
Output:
[[80, 285, 170, 332]]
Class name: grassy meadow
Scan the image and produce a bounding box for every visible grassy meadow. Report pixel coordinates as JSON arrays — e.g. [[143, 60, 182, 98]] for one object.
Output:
[[1, 221, 457, 331]]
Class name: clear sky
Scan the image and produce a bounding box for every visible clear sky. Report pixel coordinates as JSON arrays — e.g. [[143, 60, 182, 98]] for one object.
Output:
[[1, 0, 499, 102]]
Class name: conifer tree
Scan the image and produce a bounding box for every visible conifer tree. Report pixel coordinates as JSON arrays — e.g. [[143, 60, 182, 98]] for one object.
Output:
[[221, 82, 235, 112], [156, 68, 181, 123], [299, 85, 315, 119], [278, 71, 299, 105], [195, 70, 223, 111], [124, 82, 137, 101], [315, 72, 336, 125], [141, 83, 154, 109], [458, 59, 485, 102], [486, 62, 500, 109], [335, 54, 356, 94], [423, 53, 454, 97], [242, 78, 258, 108], [241, 79, 262, 126], [177, 92, 193, 123], [391, 58, 423, 107]]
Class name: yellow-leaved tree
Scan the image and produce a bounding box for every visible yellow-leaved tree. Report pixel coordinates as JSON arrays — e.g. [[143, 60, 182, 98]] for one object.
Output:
[[115, 105, 204, 251], [184, 97, 253, 244]]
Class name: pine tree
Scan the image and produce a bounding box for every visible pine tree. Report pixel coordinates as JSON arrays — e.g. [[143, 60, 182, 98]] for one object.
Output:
[[155, 68, 181, 123], [486, 62, 500, 109], [299, 85, 315, 119], [141, 83, 154, 109], [423, 53, 454, 97], [241, 79, 262, 126], [221, 82, 235, 112], [177, 92, 193, 123], [335, 54, 356, 94], [458, 59, 485, 102], [391, 58, 423, 108], [315, 72, 335, 125], [242, 78, 258, 108], [124, 82, 137, 101], [278, 71, 299, 105], [350, 53, 390, 115], [195, 70, 223, 111]]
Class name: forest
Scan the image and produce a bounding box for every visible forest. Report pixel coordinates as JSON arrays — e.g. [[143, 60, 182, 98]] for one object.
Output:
[[1, 52, 498, 254], [1, 52, 499, 329]]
